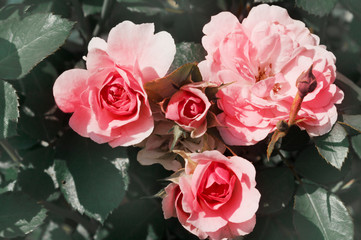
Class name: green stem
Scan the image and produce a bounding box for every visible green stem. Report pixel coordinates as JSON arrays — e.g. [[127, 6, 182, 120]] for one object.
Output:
[[93, 0, 115, 36], [276, 149, 302, 184], [0, 140, 21, 166], [71, 0, 91, 44]]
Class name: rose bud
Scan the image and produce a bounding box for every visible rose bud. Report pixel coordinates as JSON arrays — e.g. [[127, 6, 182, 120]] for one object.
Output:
[[165, 83, 211, 138]]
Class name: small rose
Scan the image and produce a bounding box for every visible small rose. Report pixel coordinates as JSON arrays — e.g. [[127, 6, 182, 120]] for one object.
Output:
[[162, 150, 260, 240], [165, 83, 211, 138], [53, 21, 176, 147]]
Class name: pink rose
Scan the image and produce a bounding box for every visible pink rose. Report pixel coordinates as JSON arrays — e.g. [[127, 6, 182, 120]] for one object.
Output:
[[162, 150, 260, 240], [198, 4, 344, 145], [165, 83, 211, 138], [53, 21, 175, 147]]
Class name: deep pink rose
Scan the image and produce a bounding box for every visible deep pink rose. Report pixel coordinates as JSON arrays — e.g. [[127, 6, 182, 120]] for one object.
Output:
[[165, 83, 211, 138], [162, 150, 260, 240], [198, 4, 344, 145], [53, 21, 175, 146]]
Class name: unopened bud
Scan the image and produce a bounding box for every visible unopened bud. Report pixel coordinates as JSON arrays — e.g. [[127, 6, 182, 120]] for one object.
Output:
[[296, 64, 317, 98]]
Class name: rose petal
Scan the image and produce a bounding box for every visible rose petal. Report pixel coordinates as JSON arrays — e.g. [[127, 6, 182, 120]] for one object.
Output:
[[53, 69, 90, 113]]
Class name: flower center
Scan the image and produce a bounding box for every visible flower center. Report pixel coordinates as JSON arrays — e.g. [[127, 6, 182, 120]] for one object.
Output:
[[183, 99, 205, 118], [255, 63, 273, 82], [101, 84, 130, 109]]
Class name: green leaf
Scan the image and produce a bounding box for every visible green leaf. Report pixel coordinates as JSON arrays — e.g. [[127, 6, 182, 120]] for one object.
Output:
[[104, 199, 164, 240], [0, 80, 19, 139], [21, 146, 55, 169], [351, 134, 361, 159], [246, 205, 298, 240], [314, 123, 349, 169], [341, 0, 361, 19], [294, 183, 354, 240], [296, 0, 338, 16], [256, 167, 295, 215], [340, 114, 361, 133], [0, 192, 47, 238], [254, 0, 283, 2], [169, 42, 206, 72], [54, 132, 129, 223], [17, 169, 55, 200], [336, 72, 361, 115], [295, 145, 350, 185], [0, 11, 74, 79], [26, 220, 72, 240]]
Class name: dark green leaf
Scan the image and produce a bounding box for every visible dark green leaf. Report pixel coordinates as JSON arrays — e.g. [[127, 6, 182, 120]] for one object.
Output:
[[295, 145, 350, 185], [0, 80, 19, 139], [341, 0, 361, 19], [0, 11, 74, 79], [296, 0, 338, 16], [17, 169, 55, 200], [54, 132, 129, 223], [105, 199, 164, 240], [246, 205, 298, 240], [351, 134, 361, 159], [340, 114, 361, 133], [21, 146, 55, 169], [256, 167, 295, 215], [336, 72, 361, 115], [26, 220, 72, 240], [314, 123, 349, 169], [254, 0, 283, 2], [0, 192, 47, 238], [294, 183, 354, 240], [169, 42, 206, 72]]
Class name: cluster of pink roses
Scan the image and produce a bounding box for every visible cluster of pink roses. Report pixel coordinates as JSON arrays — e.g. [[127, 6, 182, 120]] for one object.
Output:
[[53, 4, 343, 240]]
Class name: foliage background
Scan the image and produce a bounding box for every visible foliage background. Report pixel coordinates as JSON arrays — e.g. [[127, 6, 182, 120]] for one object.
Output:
[[0, 0, 361, 239]]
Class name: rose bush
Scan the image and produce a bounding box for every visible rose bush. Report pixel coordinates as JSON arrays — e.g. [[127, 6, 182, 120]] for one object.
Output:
[[165, 83, 211, 138], [162, 150, 260, 239], [198, 4, 344, 145], [53, 21, 175, 147]]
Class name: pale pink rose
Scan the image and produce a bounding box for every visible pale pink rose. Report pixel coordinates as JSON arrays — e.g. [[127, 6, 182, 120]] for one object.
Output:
[[53, 21, 175, 147], [162, 150, 260, 240], [137, 120, 225, 171], [198, 4, 344, 145], [165, 83, 211, 138]]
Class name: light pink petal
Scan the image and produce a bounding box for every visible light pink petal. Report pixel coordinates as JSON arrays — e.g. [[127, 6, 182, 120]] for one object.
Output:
[[86, 49, 114, 72], [202, 12, 242, 55], [69, 106, 91, 138], [88, 37, 107, 52], [107, 21, 175, 81], [221, 180, 260, 223], [53, 69, 89, 113], [207, 215, 257, 240], [162, 183, 179, 219]]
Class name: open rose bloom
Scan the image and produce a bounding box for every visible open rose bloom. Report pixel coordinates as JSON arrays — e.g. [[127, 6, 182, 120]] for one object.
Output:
[[199, 4, 344, 145], [162, 151, 260, 240], [53, 21, 175, 147]]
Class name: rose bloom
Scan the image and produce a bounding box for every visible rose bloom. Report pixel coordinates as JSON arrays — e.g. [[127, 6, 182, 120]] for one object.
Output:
[[198, 4, 344, 145], [162, 150, 260, 240], [165, 83, 211, 138], [137, 120, 225, 171], [53, 21, 175, 147]]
